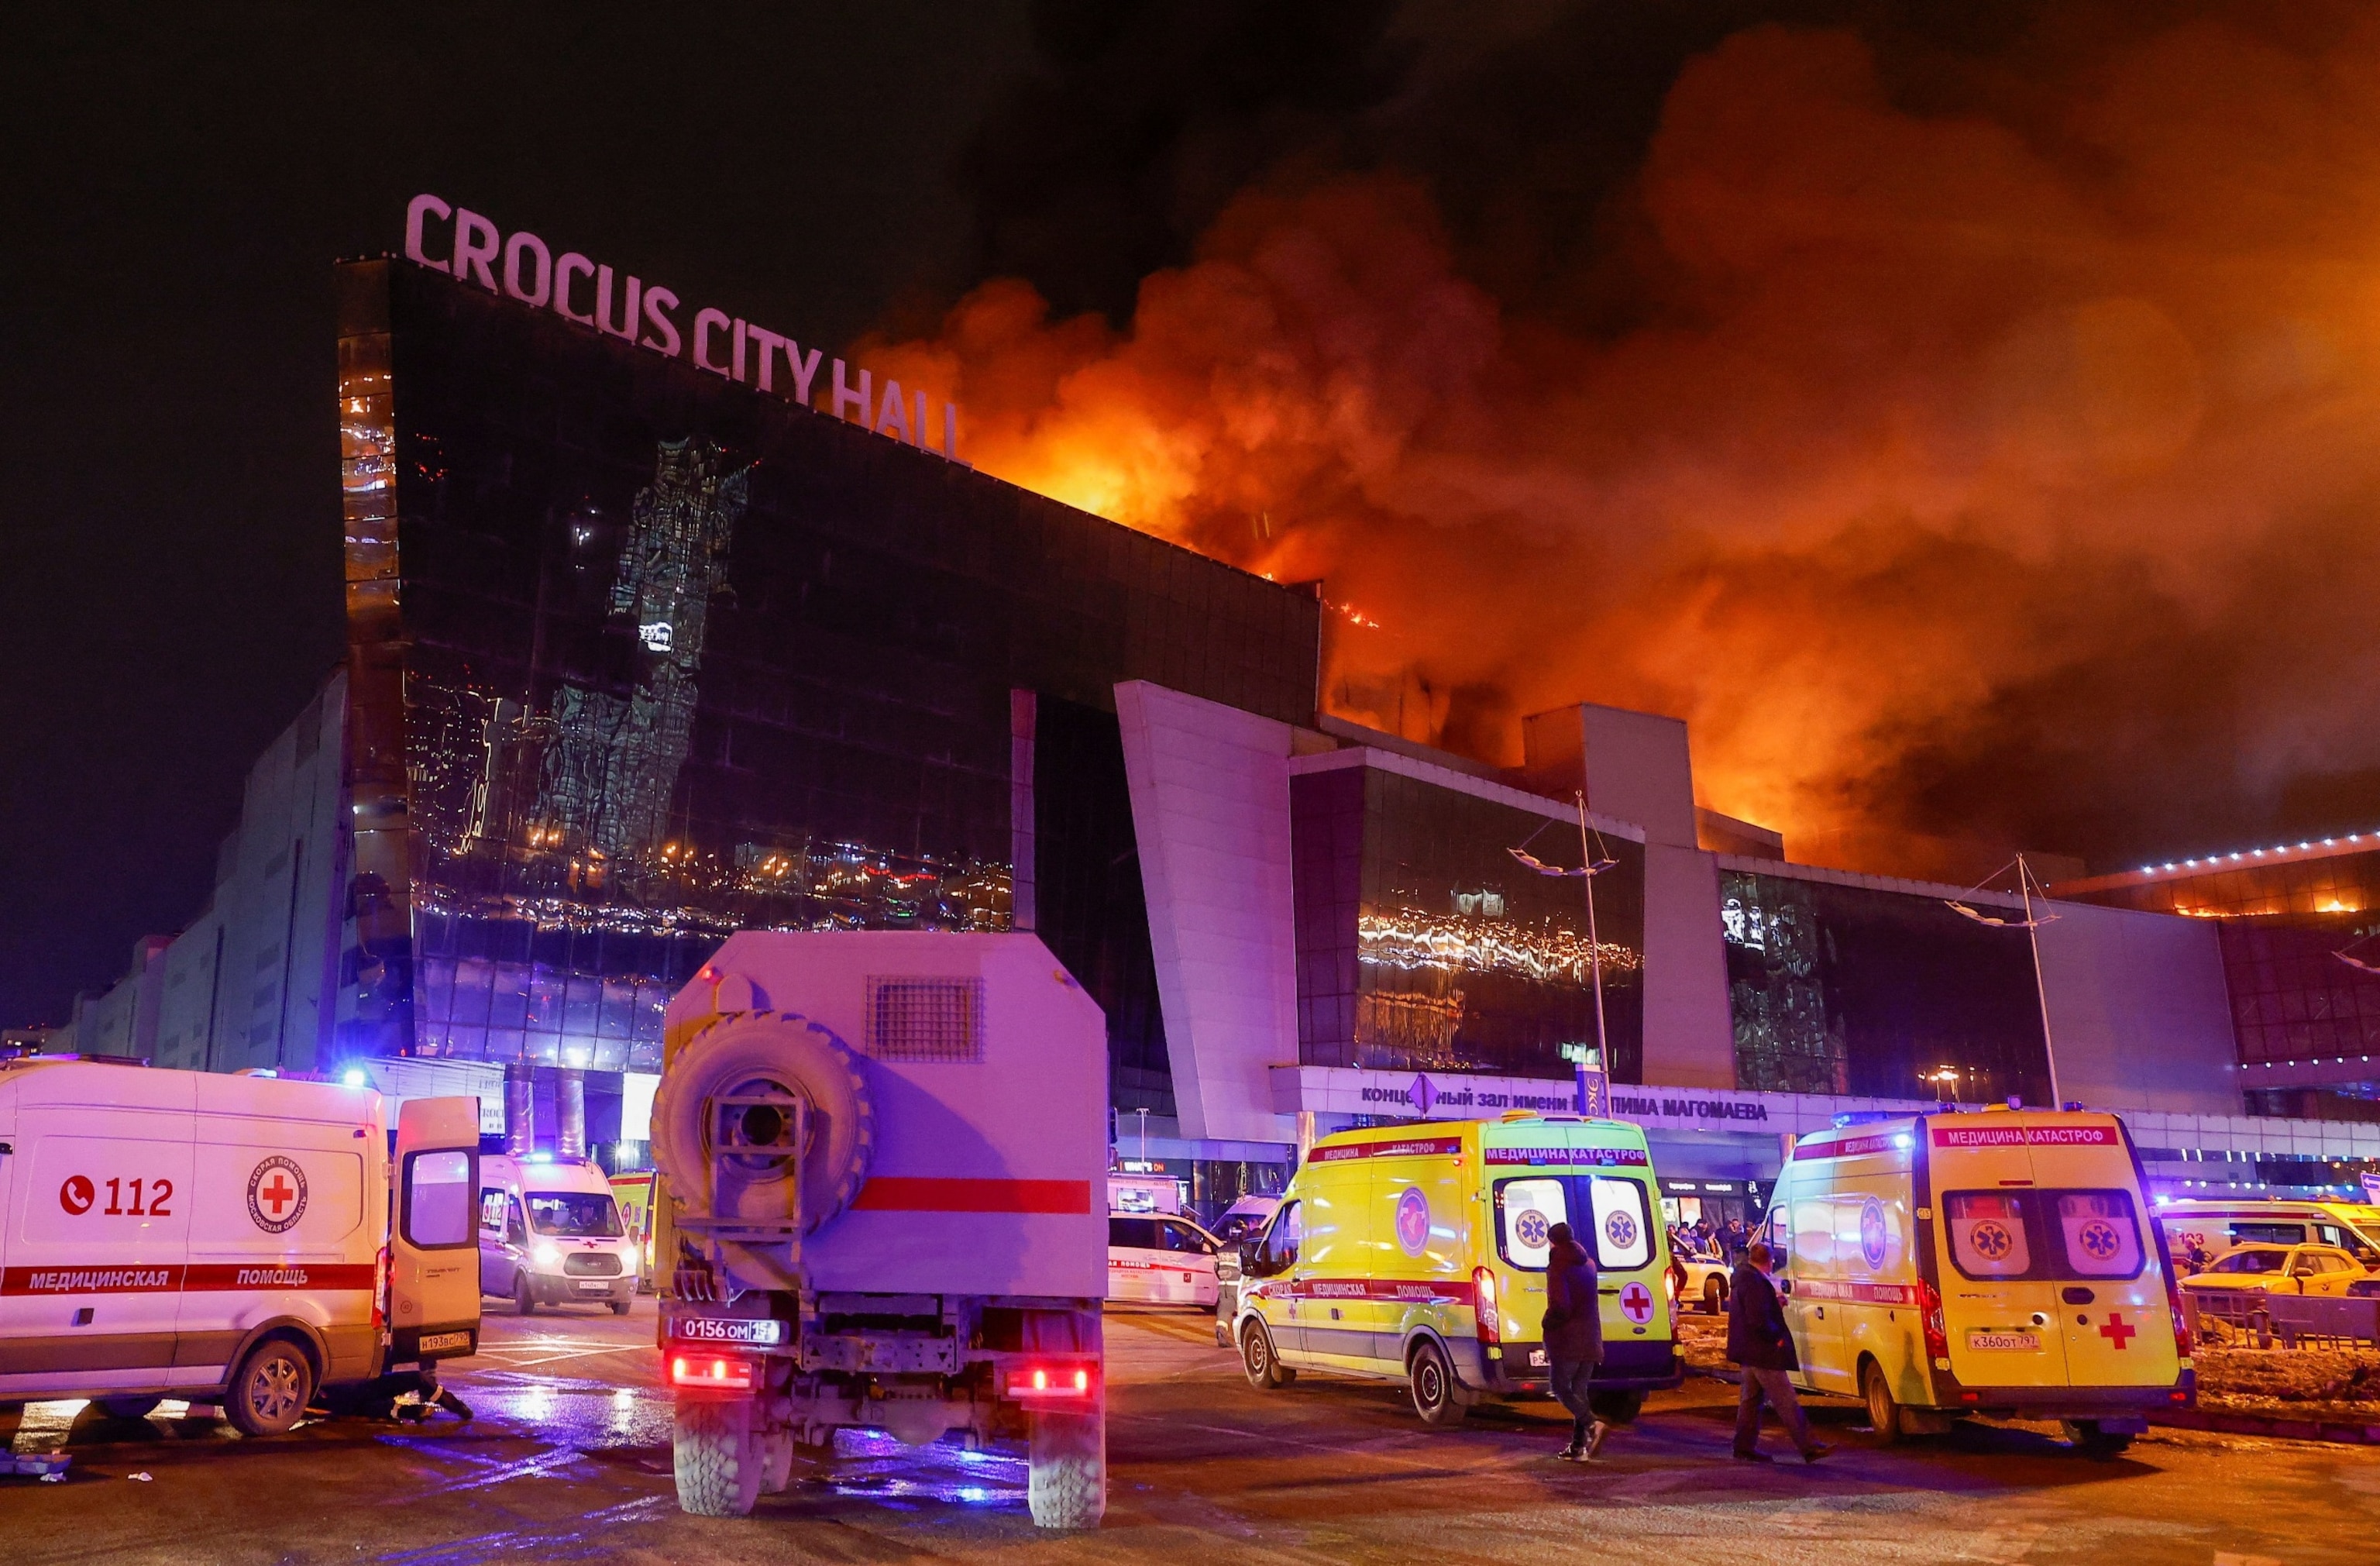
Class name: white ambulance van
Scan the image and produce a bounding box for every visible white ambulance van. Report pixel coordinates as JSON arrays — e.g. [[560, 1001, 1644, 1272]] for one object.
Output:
[[1768, 1108, 2191, 1458], [478, 1152, 638, 1313], [0, 1058, 481, 1433]]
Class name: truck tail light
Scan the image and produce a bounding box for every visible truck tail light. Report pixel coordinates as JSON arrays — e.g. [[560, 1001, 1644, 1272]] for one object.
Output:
[[1918, 1278, 1949, 1363], [373, 1245, 390, 1332], [1004, 1363, 1095, 1400], [1472, 1266, 1500, 1344], [669, 1354, 756, 1391]]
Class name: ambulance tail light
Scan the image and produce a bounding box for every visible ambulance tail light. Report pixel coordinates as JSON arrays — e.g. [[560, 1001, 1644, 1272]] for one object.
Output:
[[1004, 1362, 1097, 1401], [2162, 1262, 2193, 1359], [372, 1245, 390, 1332], [1917, 1278, 1949, 1363], [1472, 1267, 1501, 1344], [669, 1353, 756, 1392]]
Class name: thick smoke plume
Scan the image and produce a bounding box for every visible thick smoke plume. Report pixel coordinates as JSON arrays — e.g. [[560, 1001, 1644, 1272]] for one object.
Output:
[[876, 9, 2380, 867]]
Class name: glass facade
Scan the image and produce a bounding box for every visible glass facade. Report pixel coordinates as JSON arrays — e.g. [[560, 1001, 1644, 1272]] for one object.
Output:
[[335, 260, 1319, 1083], [2062, 848, 2380, 1120], [1720, 869, 2052, 1103], [1291, 763, 1646, 1082]]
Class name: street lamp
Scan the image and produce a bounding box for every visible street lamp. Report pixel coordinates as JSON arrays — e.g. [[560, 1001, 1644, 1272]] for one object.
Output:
[[1944, 853, 2066, 1109]]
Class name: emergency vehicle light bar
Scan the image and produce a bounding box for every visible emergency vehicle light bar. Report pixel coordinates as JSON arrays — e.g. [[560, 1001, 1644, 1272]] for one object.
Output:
[[1004, 1364, 1095, 1399], [670, 1354, 756, 1391]]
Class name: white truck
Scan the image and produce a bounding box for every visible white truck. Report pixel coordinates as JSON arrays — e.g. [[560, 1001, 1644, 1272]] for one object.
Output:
[[477, 1152, 639, 1314], [650, 931, 1109, 1528], [0, 1058, 481, 1434]]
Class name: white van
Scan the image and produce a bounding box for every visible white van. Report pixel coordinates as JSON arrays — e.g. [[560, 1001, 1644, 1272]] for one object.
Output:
[[1106, 1213, 1220, 1308], [0, 1059, 481, 1433], [478, 1153, 638, 1313]]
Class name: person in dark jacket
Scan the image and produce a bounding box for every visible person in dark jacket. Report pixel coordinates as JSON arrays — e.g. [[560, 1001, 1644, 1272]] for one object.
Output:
[[1725, 1241, 1828, 1463], [1541, 1222, 1608, 1461]]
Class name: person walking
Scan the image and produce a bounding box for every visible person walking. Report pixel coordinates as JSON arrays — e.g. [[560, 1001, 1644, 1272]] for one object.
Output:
[[1542, 1221, 1608, 1462], [1725, 1241, 1828, 1464]]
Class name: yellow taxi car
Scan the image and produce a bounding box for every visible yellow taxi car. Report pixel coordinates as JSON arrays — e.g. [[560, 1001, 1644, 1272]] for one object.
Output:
[[2177, 1243, 2365, 1298]]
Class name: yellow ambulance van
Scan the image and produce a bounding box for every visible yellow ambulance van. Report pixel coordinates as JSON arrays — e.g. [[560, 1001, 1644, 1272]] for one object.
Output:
[[1768, 1109, 2192, 1458], [1232, 1112, 1681, 1425]]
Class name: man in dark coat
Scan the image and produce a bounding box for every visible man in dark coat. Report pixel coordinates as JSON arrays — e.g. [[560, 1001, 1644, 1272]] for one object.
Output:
[[1725, 1241, 1828, 1463], [1541, 1222, 1608, 1461]]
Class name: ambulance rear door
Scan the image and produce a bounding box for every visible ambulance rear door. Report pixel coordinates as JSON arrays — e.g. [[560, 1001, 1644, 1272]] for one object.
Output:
[[390, 1097, 480, 1363], [2031, 1124, 2175, 1392], [1779, 1175, 1852, 1392], [1934, 1127, 2073, 1391]]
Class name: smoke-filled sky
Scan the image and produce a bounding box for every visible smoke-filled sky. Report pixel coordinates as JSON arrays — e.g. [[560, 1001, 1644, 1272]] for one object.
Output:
[[908, 0, 2380, 866], [7, 1, 2380, 1020]]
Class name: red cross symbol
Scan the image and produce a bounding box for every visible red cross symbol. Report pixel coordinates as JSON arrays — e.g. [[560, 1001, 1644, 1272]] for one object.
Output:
[[2099, 1312, 2135, 1350], [261, 1174, 297, 1216]]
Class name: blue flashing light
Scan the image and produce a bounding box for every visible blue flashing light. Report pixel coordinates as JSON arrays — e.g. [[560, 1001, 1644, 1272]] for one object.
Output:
[[341, 1068, 369, 1089], [524, 1151, 552, 1163]]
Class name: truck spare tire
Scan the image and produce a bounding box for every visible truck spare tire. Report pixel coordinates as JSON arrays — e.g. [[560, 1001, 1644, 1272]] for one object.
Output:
[[652, 1010, 876, 1239]]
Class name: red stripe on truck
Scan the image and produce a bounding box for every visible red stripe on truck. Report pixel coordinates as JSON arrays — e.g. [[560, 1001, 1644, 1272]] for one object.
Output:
[[851, 1178, 1092, 1214]]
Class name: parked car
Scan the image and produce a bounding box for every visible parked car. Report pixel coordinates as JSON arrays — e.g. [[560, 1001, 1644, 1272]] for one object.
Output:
[[1671, 1246, 1732, 1313], [2178, 1243, 2366, 1297]]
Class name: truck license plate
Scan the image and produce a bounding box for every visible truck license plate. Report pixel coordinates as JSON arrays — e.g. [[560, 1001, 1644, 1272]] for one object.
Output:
[[1966, 1330, 2040, 1351], [673, 1316, 786, 1346], [418, 1330, 472, 1353]]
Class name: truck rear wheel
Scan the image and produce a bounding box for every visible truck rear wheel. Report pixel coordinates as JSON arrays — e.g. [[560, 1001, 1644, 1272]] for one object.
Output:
[[1027, 1404, 1106, 1530], [758, 1423, 795, 1495], [225, 1339, 314, 1437], [673, 1398, 762, 1516]]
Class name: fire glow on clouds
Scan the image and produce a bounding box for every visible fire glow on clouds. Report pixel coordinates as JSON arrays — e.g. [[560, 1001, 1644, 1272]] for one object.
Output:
[[864, 18, 2380, 857]]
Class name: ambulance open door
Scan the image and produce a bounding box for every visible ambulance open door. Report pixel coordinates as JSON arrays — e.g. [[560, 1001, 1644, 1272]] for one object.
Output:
[[391, 1096, 482, 1364]]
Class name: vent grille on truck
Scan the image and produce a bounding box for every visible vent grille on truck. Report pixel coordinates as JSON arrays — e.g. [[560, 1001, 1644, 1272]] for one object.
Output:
[[865, 977, 985, 1062]]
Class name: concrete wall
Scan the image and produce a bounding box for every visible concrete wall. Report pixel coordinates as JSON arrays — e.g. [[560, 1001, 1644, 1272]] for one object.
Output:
[[2038, 898, 2243, 1116], [1115, 681, 1301, 1143], [1640, 844, 1740, 1089], [72, 936, 170, 1059], [1522, 702, 1700, 852], [151, 908, 225, 1072]]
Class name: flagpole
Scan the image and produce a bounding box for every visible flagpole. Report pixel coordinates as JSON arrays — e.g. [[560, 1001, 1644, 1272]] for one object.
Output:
[[2019, 853, 2063, 1109], [1577, 792, 1608, 1072]]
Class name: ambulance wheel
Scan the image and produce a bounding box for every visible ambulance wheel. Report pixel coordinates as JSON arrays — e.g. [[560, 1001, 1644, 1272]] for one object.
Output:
[[1703, 1277, 1728, 1314], [95, 1396, 162, 1420], [1240, 1321, 1295, 1389], [2062, 1420, 2134, 1460], [1862, 1361, 1904, 1445], [1587, 1390, 1643, 1425], [513, 1272, 537, 1316], [1408, 1339, 1466, 1425], [673, 1398, 762, 1516], [1027, 1403, 1106, 1530], [225, 1339, 315, 1437]]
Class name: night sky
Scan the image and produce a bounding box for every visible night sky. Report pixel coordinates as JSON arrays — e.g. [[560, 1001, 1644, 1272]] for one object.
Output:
[[9, 3, 2376, 1025]]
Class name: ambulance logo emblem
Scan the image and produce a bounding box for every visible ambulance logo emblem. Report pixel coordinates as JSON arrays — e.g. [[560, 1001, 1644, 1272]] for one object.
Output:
[[1859, 1197, 1889, 1271], [2077, 1219, 2121, 1262], [1515, 1209, 1550, 1250], [246, 1156, 308, 1234], [1604, 1210, 1638, 1251], [1969, 1220, 2015, 1261], [1395, 1185, 1432, 1258]]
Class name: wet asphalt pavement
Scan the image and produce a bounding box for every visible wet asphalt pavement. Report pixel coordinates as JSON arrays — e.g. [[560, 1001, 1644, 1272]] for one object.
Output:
[[5, 1299, 2378, 1564]]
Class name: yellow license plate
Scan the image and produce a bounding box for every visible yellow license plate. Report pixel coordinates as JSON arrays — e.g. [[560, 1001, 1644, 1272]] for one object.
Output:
[[1966, 1330, 2040, 1351]]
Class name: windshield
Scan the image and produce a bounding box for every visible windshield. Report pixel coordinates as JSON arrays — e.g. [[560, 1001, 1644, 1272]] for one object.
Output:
[[526, 1193, 624, 1237]]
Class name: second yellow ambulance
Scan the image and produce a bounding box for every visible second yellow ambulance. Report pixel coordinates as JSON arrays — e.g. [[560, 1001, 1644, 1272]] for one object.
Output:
[[1768, 1109, 2192, 1456], [1232, 1111, 1681, 1424]]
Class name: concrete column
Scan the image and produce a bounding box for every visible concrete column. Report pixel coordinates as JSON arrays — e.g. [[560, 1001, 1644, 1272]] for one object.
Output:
[[556, 1067, 587, 1158], [504, 1061, 536, 1156]]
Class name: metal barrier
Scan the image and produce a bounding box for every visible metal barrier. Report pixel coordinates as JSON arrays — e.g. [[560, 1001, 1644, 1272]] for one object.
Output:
[[2186, 1291, 2380, 1349]]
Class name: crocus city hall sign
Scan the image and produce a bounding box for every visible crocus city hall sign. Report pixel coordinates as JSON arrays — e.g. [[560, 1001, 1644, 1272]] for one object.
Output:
[[401, 193, 964, 462]]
